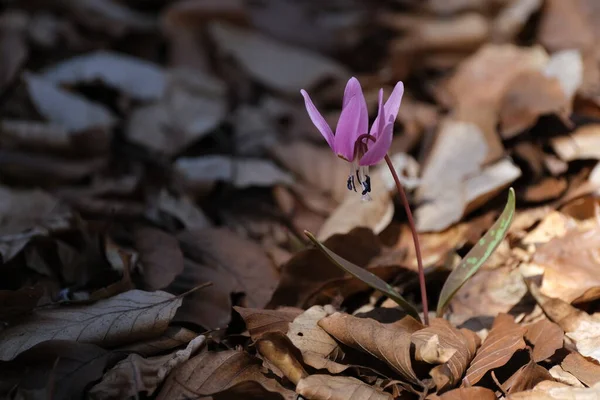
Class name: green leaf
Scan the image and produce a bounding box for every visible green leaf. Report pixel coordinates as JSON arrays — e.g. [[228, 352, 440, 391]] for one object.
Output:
[[304, 231, 421, 321], [436, 187, 516, 317]]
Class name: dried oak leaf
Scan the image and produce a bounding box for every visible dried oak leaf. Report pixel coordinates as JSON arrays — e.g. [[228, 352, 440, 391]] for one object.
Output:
[[524, 319, 564, 363], [463, 313, 527, 386], [156, 349, 296, 400], [116, 326, 198, 357], [171, 227, 278, 329], [0, 340, 117, 400], [296, 375, 393, 400], [561, 351, 600, 387], [287, 305, 348, 374], [256, 332, 307, 384], [411, 318, 480, 391], [134, 226, 184, 291], [318, 313, 425, 385], [269, 228, 381, 308], [0, 290, 182, 361], [89, 335, 206, 399], [234, 306, 302, 340]]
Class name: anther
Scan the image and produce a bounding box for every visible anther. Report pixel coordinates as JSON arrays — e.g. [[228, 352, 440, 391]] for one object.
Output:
[[347, 175, 356, 192]]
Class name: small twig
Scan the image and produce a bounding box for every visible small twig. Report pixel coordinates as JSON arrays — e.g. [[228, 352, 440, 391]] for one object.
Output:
[[384, 154, 429, 325]]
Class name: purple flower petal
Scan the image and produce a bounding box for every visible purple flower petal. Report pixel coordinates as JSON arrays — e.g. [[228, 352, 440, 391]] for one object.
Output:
[[359, 122, 393, 166], [334, 95, 361, 161], [369, 89, 385, 138], [301, 89, 335, 150], [383, 81, 405, 125], [343, 77, 368, 137]]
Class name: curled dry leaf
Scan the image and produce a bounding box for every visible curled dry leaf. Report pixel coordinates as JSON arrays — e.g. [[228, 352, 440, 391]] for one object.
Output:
[[116, 326, 199, 357], [411, 318, 480, 391], [176, 155, 294, 192], [25, 73, 117, 133], [549, 365, 585, 388], [89, 335, 206, 399], [318, 313, 425, 385], [436, 386, 497, 400], [157, 349, 296, 400], [134, 226, 184, 291], [507, 380, 600, 400], [256, 332, 307, 384], [235, 306, 302, 340], [41, 50, 165, 101], [0, 290, 182, 361], [208, 22, 348, 94], [296, 375, 393, 400], [505, 357, 554, 394], [524, 320, 564, 363], [551, 124, 600, 162], [561, 351, 600, 387], [287, 305, 348, 374], [172, 228, 278, 329], [463, 313, 527, 386]]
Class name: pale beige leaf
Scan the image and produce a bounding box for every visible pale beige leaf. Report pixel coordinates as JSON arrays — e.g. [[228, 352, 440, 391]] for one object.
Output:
[[507, 381, 600, 400], [89, 335, 206, 399], [551, 124, 600, 162], [296, 375, 393, 400], [256, 332, 307, 385], [41, 50, 165, 101], [208, 22, 348, 94], [548, 365, 585, 388], [287, 305, 348, 374], [0, 290, 182, 361], [492, 0, 542, 42]]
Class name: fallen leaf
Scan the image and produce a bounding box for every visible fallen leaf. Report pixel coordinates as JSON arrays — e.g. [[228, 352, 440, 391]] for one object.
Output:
[[551, 124, 600, 161], [171, 228, 278, 329], [524, 320, 564, 362], [157, 349, 296, 400], [0, 289, 182, 361], [492, 0, 543, 42], [296, 375, 393, 400], [208, 21, 348, 94], [437, 386, 497, 400], [523, 177, 568, 203], [506, 358, 554, 394], [0, 340, 116, 400], [548, 365, 585, 388], [412, 318, 480, 391], [134, 226, 184, 291], [176, 155, 294, 192], [319, 313, 425, 385], [0, 184, 71, 262], [507, 380, 600, 400], [149, 189, 211, 231], [116, 326, 199, 357], [25, 73, 117, 133], [0, 10, 28, 92], [287, 305, 348, 374], [561, 351, 600, 387], [256, 332, 307, 384], [235, 306, 302, 340], [463, 313, 527, 386], [41, 50, 165, 101], [537, 0, 595, 53], [0, 285, 44, 321], [89, 335, 206, 399]]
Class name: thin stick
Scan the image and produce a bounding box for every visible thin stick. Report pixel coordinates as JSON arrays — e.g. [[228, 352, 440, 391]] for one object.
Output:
[[384, 154, 429, 325]]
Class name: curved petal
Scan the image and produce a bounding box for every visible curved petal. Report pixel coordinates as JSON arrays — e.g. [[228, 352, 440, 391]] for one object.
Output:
[[301, 89, 335, 150], [343, 77, 369, 137], [369, 89, 385, 138], [383, 81, 405, 125], [334, 95, 361, 161], [359, 122, 393, 166]]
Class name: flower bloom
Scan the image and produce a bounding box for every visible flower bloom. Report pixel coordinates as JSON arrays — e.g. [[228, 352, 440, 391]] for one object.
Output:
[[301, 77, 404, 200]]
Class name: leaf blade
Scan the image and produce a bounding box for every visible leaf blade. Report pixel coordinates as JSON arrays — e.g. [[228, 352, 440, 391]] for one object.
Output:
[[304, 231, 420, 321], [436, 187, 516, 317]]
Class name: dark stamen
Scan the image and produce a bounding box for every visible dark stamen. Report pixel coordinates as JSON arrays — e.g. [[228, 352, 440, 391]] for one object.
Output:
[[347, 175, 356, 192], [355, 169, 363, 185], [361, 175, 371, 195]]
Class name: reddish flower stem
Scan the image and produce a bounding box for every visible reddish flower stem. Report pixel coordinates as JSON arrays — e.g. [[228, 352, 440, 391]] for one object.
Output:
[[384, 154, 429, 325]]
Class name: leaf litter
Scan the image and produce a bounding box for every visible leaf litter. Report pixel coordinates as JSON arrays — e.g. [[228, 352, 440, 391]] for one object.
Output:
[[2, 1, 600, 399]]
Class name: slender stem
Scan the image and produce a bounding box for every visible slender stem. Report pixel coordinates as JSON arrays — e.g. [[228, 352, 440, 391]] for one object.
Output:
[[384, 154, 429, 325]]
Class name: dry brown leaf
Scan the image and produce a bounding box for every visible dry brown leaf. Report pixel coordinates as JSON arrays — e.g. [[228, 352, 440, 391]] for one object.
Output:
[[235, 306, 302, 340], [318, 313, 425, 385], [436, 386, 497, 400], [523, 177, 568, 203], [171, 228, 278, 329], [492, 0, 542, 42], [134, 227, 184, 291], [41, 50, 165, 101], [256, 332, 307, 384], [116, 326, 198, 357], [0, 185, 71, 262], [548, 365, 585, 388], [0, 285, 44, 321], [89, 335, 206, 399], [287, 305, 348, 374], [551, 124, 600, 162], [538, 0, 595, 53], [0, 340, 116, 400], [0, 289, 182, 361], [507, 380, 600, 400], [0, 11, 28, 92], [296, 375, 393, 400], [524, 320, 564, 363], [506, 358, 554, 394], [463, 313, 527, 386], [150, 189, 211, 231], [157, 349, 296, 400], [411, 318, 480, 391], [561, 352, 600, 387], [208, 21, 348, 94]]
